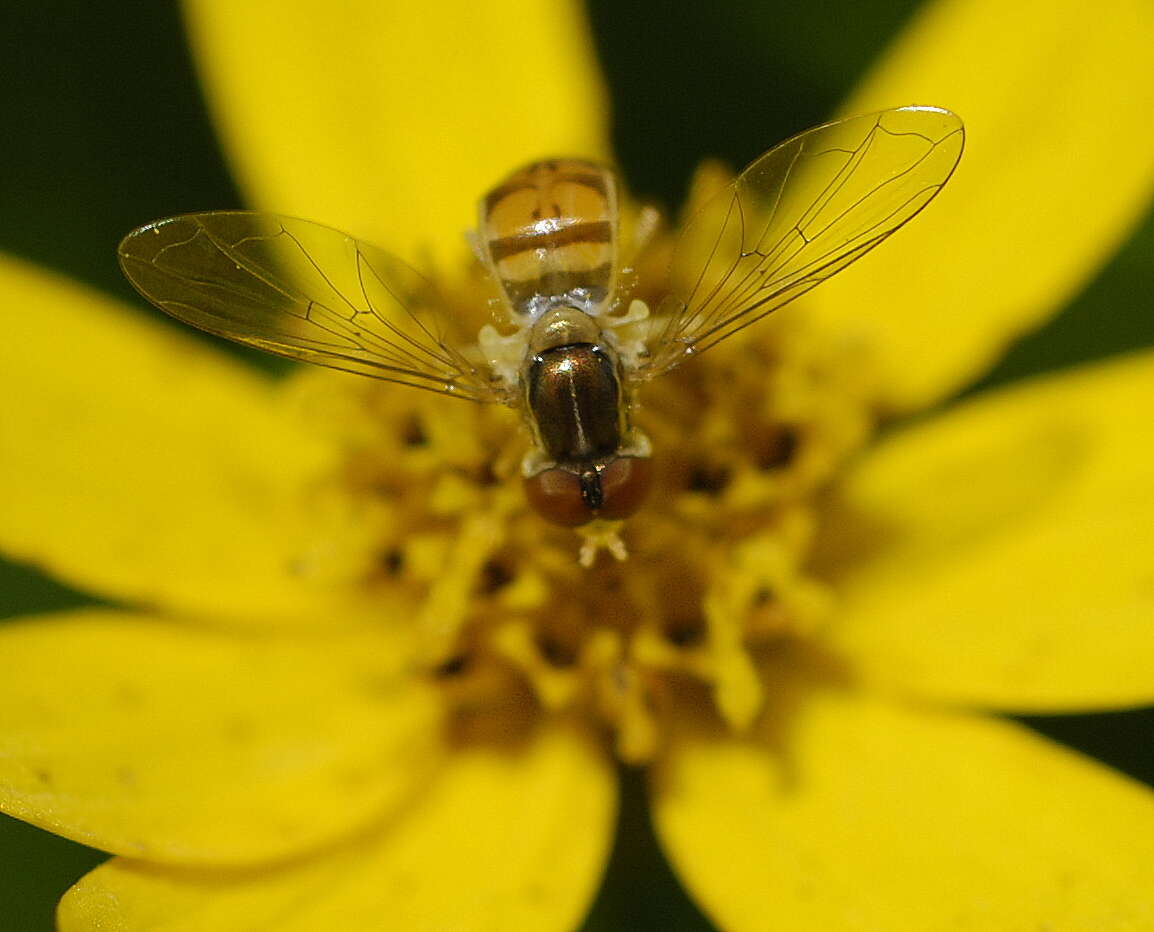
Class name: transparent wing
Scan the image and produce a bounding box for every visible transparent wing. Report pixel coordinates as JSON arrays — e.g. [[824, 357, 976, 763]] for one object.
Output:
[[118, 212, 506, 403], [640, 106, 964, 377]]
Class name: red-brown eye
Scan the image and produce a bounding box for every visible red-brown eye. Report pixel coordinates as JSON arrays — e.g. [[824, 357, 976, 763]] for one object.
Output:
[[597, 456, 652, 519], [523, 468, 594, 527], [523, 457, 654, 527]]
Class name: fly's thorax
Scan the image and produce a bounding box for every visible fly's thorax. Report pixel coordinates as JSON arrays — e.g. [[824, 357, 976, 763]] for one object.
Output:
[[522, 305, 624, 463], [478, 158, 618, 318], [519, 306, 652, 527], [525, 342, 621, 462]]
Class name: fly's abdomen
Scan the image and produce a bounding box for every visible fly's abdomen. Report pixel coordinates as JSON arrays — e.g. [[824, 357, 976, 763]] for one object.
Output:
[[479, 159, 618, 317]]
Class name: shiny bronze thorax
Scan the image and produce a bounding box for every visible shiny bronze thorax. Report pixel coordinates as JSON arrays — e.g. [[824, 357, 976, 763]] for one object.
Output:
[[522, 306, 624, 465], [526, 342, 622, 463], [516, 305, 649, 525]]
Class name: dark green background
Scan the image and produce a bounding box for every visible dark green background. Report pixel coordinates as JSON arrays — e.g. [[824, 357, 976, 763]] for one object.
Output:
[[2, 2, 1152, 929]]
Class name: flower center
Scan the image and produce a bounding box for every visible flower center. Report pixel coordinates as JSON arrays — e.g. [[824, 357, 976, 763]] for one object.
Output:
[[284, 295, 879, 763]]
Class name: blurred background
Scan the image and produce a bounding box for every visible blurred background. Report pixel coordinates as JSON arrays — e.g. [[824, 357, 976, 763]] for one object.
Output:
[[1, 1, 1152, 929]]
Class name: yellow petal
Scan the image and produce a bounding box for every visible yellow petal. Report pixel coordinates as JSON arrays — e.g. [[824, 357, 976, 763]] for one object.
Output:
[[0, 609, 442, 865], [821, 351, 1154, 711], [58, 721, 614, 931], [0, 256, 350, 622], [183, 0, 610, 269], [653, 689, 1154, 931], [808, 0, 1154, 410]]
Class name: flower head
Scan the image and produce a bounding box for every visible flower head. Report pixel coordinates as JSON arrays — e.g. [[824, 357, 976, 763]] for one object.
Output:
[[4, 0, 1154, 929]]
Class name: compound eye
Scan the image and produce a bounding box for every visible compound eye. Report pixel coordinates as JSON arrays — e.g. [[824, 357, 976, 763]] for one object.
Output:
[[597, 456, 653, 519], [523, 468, 595, 527]]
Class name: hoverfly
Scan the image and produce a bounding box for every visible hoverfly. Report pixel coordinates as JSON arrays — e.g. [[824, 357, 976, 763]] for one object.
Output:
[[120, 106, 964, 547]]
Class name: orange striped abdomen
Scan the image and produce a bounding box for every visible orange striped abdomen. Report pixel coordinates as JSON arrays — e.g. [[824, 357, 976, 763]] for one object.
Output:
[[479, 159, 618, 318]]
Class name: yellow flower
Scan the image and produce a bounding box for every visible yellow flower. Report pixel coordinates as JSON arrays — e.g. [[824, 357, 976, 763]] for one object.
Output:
[[3, 0, 1154, 929]]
